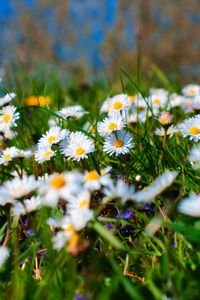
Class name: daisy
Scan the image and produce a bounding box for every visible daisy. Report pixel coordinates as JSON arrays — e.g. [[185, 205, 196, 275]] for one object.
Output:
[[57, 105, 86, 119], [3, 129, 17, 140], [182, 84, 200, 97], [178, 194, 200, 217], [155, 125, 177, 138], [0, 93, 16, 107], [0, 105, 20, 132], [169, 93, 184, 108], [100, 97, 111, 113], [83, 170, 112, 191], [35, 148, 56, 164], [24, 195, 43, 213], [11, 202, 26, 216], [38, 126, 68, 149], [0, 247, 9, 268], [97, 114, 126, 136], [102, 179, 135, 204], [159, 112, 172, 126], [133, 170, 178, 204], [109, 94, 129, 114], [0, 175, 37, 202], [38, 172, 82, 206], [188, 145, 200, 169], [179, 115, 200, 142], [103, 130, 133, 156], [68, 190, 91, 210], [0, 146, 19, 165], [61, 131, 95, 161], [149, 91, 168, 114]]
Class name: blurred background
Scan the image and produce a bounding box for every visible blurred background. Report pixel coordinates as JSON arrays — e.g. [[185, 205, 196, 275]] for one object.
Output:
[[1, 0, 200, 84]]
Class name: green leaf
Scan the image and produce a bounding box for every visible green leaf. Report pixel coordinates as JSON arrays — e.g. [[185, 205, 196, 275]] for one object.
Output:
[[0, 222, 8, 243], [16, 242, 41, 264], [167, 223, 200, 243]]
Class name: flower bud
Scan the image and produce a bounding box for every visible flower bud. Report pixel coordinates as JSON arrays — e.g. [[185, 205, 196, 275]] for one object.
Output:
[[159, 112, 172, 126]]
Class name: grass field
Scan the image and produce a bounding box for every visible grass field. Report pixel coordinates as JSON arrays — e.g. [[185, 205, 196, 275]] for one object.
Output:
[[0, 66, 200, 300]]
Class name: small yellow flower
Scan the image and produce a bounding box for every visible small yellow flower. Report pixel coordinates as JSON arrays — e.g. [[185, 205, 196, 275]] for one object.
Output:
[[24, 96, 51, 106]]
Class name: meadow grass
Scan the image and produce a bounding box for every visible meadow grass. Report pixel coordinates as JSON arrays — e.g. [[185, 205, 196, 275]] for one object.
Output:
[[0, 65, 200, 300]]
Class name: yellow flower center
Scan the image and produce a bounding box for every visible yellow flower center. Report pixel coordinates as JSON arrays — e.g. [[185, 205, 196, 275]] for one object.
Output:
[[64, 224, 75, 233], [185, 100, 192, 107], [3, 154, 11, 160], [152, 98, 160, 105], [85, 170, 100, 181], [3, 114, 11, 123], [80, 199, 89, 208], [188, 88, 195, 96], [75, 147, 85, 156], [188, 127, 200, 135], [48, 135, 56, 144], [108, 122, 117, 131], [51, 176, 66, 189], [44, 150, 53, 157], [129, 95, 136, 103], [114, 139, 124, 148], [113, 101, 123, 110]]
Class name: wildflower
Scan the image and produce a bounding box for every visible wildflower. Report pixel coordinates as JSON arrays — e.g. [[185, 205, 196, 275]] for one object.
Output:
[[0, 247, 9, 268], [133, 170, 178, 204], [159, 112, 172, 126], [0, 146, 19, 165], [60, 131, 95, 161], [38, 172, 82, 206], [169, 93, 184, 108], [100, 97, 111, 113], [102, 179, 135, 203], [57, 105, 86, 119], [109, 94, 129, 114], [35, 148, 56, 164], [182, 84, 200, 97], [0, 105, 20, 132], [188, 145, 200, 169], [179, 115, 200, 142], [0, 93, 16, 107], [103, 130, 133, 156], [155, 125, 177, 137], [38, 126, 68, 149], [178, 194, 200, 217], [24, 195, 43, 213], [149, 88, 169, 114], [84, 170, 112, 191], [97, 114, 126, 136], [24, 95, 51, 106], [68, 190, 91, 210]]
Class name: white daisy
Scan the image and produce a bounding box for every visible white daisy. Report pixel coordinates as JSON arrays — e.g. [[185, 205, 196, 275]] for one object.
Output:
[[182, 84, 200, 97], [179, 115, 200, 142], [68, 190, 91, 210], [0, 105, 20, 132], [169, 93, 184, 108], [103, 130, 133, 156], [97, 114, 126, 136], [188, 145, 200, 169], [61, 131, 95, 161], [109, 94, 129, 114], [155, 125, 177, 138], [149, 91, 168, 114], [178, 194, 200, 217], [11, 201, 26, 216], [102, 179, 135, 204], [0, 246, 9, 268], [133, 170, 178, 204], [100, 97, 111, 113], [24, 195, 43, 213], [38, 126, 68, 149], [83, 170, 112, 191], [159, 112, 172, 126], [35, 148, 56, 164], [0, 146, 19, 165], [57, 105, 86, 119], [38, 172, 82, 206], [3, 129, 17, 140], [0, 93, 16, 107]]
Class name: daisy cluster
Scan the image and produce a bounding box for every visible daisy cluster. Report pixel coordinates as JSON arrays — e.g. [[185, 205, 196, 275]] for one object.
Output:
[[1, 81, 200, 269]]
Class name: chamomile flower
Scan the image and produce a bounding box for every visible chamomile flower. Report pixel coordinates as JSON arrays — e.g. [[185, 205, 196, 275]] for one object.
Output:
[[0, 247, 9, 268], [38, 126, 68, 149], [149, 91, 168, 114], [68, 190, 91, 210], [179, 115, 200, 141], [24, 195, 43, 213], [178, 194, 200, 217], [3, 129, 17, 140], [103, 130, 133, 156], [109, 94, 129, 114], [61, 131, 95, 161], [0, 105, 20, 131], [169, 93, 184, 108], [100, 97, 111, 113], [84, 170, 112, 191], [38, 172, 82, 206], [133, 170, 178, 204], [1, 175, 37, 200], [11, 202, 26, 216], [35, 148, 56, 164], [102, 179, 135, 204], [0, 93, 16, 107], [182, 84, 200, 97], [97, 114, 126, 136], [188, 145, 200, 169], [57, 105, 86, 119], [155, 125, 177, 137], [0, 146, 19, 165]]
